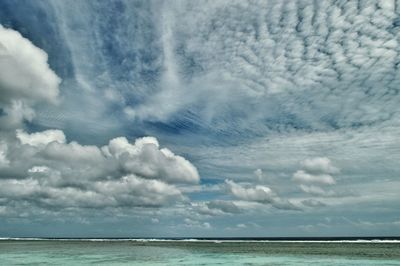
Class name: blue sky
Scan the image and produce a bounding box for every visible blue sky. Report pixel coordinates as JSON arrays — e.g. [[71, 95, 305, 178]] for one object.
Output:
[[0, 0, 400, 237]]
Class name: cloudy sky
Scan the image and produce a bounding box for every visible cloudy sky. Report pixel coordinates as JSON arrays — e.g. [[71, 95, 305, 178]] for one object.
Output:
[[0, 0, 400, 238]]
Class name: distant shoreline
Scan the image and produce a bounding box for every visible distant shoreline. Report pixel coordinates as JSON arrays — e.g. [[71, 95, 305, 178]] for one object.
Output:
[[1, 237, 399, 243]]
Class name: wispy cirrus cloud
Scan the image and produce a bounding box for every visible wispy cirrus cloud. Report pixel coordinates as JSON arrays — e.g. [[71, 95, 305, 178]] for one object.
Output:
[[1, 0, 400, 236], [0, 24, 199, 218]]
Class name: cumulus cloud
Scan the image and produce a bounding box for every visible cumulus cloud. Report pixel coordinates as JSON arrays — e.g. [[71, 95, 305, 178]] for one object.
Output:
[[0, 129, 199, 210], [0, 24, 60, 129], [104, 136, 199, 184], [92, 175, 185, 207], [16, 129, 66, 147], [186, 200, 239, 218], [293, 170, 336, 185], [225, 179, 299, 210], [301, 157, 339, 175], [0, 23, 202, 220], [292, 157, 345, 205], [3, 129, 199, 183], [226, 179, 275, 203], [2, 1, 400, 234], [0, 174, 184, 209], [293, 157, 339, 185], [206, 200, 241, 214]]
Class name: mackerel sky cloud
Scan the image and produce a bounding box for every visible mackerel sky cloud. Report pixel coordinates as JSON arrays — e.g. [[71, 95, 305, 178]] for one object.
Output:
[[0, 0, 399, 237]]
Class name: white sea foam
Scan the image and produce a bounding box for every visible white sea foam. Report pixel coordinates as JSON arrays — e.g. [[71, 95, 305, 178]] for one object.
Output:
[[0, 238, 399, 243]]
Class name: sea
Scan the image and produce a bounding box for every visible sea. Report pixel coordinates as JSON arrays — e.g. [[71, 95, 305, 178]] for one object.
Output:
[[0, 238, 399, 265]]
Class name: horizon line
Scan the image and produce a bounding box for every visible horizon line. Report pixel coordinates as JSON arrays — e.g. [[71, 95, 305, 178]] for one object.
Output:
[[1, 236, 400, 241]]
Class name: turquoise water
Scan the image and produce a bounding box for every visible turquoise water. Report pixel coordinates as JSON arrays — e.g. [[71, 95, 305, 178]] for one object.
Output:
[[0, 240, 400, 265]]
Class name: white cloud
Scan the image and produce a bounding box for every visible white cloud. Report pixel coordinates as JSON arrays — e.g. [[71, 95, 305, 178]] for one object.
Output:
[[104, 136, 200, 184], [16, 129, 66, 147], [225, 179, 299, 210], [293, 157, 339, 186], [226, 179, 275, 203], [0, 23, 201, 217], [0, 24, 60, 129], [206, 200, 241, 214], [0, 130, 200, 185], [93, 175, 185, 207], [0, 129, 199, 211], [254, 168, 263, 181], [293, 170, 336, 185], [1, 1, 400, 234], [125, 0, 400, 134], [189, 202, 226, 217], [301, 157, 339, 175], [0, 142, 9, 168]]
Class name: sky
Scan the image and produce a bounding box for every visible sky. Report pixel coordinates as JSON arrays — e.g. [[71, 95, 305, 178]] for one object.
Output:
[[0, 0, 399, 238]]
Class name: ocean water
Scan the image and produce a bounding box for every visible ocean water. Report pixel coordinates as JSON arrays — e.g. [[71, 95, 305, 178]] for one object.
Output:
[[0, 240, 400, 265]]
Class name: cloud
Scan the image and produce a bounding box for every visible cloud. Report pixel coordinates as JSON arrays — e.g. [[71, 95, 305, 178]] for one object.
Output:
[[0, 24, 60, 129], [0, 129, 199, 210], [0, 142, 9, 168], [16, 129, 66, 147], [301, 199, 326, 208], [119, 0, 400, 138], [187, 200, 239, 218], [293, 158, 340, 206], [183, 218, 211, 229], [225, 179, 299, 210], [226, 179, 275, 203], [93, 175, 185, 207], [3, 130, 199, 184], [0, 22, 202, 219], [300, 157, 339, 175], [236, 223, 246, 228], [104, 136, 200, 184], [1, 1, 400, 236], [254, 168, 263, 181], [293, 157, 339, 185], [299, 185, 335, 196], [0, 174, 184, 209], [206, 200, 241, 214], [293, 170, 336, 185]]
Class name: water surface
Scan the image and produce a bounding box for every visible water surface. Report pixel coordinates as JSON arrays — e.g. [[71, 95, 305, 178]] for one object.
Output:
[[0, 240, 399, 265]]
